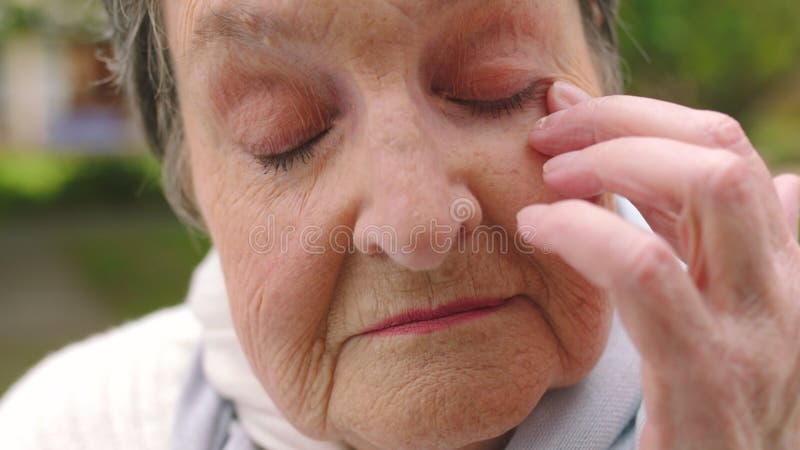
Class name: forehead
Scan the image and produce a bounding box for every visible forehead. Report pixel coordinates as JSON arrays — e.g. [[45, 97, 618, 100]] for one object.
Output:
[[169, 0, 571, 59]]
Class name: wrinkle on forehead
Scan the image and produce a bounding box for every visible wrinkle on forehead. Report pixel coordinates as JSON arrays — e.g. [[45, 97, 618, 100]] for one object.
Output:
[[167, 0, 595, 110], [173, 0, 548, 61]]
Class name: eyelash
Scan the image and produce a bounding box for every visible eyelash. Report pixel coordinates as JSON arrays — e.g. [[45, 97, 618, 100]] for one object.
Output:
[[450, 82, 546, 119], [256, 128, 329, 174], [256, 82, 545, 174]]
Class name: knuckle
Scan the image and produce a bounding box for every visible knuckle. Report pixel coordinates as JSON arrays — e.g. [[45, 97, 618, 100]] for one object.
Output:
[[627, 237, 677, 288], [704, 156, 757, 202], [704, 112, 749, 151], [580, 96, 621, 143], [584, 95, 615, 114]]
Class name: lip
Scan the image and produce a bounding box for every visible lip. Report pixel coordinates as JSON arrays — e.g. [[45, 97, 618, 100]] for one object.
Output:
[[358, 297, 511, 337]]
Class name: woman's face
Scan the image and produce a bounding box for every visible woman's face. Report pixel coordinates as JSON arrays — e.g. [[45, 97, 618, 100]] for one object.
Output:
[[165, 0, 613, 448]]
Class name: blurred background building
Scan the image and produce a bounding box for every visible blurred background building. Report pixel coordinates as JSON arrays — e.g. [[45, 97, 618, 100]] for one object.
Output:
[[0, 0, 208, 394], [0, 0, 139, 151], [0, 0, 798, 394]]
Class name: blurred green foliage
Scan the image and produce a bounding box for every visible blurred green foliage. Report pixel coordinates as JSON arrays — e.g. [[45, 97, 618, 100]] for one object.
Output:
[[620, 1, 799, 110], [57, 216, 210, 320], [0, 152, 163, 213], [0, 4, 46, 39], [0, 151, 211, 319], [0, 205, 209, 394], [0, 152, 209, 394], [0, 0, 105, 40], [618, 0, 800, 166]]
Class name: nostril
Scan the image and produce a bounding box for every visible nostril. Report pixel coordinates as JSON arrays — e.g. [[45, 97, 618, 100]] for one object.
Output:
[[352, 184, 481, 269], [356, 230, 387, 256], [366, 241, 384, 256]]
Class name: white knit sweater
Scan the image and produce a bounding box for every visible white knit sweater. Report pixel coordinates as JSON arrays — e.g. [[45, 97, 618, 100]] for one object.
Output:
[[0, 305, 201, 450]]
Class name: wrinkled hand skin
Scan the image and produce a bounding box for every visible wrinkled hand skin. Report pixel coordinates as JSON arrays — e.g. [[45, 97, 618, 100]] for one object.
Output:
[[518, 81, 800, 450]]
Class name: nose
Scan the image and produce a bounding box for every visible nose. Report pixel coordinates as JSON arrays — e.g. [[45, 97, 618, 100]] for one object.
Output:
[[352, 92, 483, 271]]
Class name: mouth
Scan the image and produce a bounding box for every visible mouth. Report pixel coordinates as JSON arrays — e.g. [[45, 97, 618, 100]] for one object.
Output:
[[358, 297, 514, 337]]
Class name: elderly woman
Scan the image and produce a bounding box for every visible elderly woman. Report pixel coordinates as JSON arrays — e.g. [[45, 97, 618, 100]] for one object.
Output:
[[2, 0, 799, 449]]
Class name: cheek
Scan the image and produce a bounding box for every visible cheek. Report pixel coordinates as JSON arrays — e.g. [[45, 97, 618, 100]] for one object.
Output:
[[441, 110, 613, 383], [541, 258, 614, 386], [444, 109, 557, 229], [187, 120, 354, 435]]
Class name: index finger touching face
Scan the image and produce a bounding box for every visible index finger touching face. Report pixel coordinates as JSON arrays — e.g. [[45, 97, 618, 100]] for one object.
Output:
[[530, 82, 757, 157]]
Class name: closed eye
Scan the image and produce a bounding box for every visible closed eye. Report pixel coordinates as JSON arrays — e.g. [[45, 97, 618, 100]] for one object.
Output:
[[446, 81, 549, 119], [254, 81, 550, 175], [255, 128, 330, 174]]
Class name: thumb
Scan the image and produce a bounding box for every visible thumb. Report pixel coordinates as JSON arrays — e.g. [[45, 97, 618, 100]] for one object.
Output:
[[547, 80, 593, 114]]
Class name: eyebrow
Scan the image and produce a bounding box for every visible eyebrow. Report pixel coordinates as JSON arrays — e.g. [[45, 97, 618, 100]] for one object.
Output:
[[190, 6, 294, 56], [188, 0, 477, 58]]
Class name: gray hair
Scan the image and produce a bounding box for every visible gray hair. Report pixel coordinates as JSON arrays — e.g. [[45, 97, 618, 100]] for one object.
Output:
[[102, 0, 621, 232]]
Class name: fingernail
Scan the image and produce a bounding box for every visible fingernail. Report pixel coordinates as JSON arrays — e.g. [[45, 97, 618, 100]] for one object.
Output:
[[542, 151, 581, 174], [534, 110, 566, 131], [517, 205, 548, 226], [517, 205, 552, 248], [550, 81, 592, 111]]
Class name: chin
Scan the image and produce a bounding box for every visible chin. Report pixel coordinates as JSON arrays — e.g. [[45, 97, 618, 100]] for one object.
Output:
[[328, 298, 561, 450]]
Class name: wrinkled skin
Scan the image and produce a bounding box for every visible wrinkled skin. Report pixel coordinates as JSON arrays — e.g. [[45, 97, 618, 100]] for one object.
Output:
[[163, 0, 800, 449], [165, 1, 612, 449]]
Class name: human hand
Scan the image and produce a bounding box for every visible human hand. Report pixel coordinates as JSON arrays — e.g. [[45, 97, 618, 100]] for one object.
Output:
[[517, 81, 800, 449]]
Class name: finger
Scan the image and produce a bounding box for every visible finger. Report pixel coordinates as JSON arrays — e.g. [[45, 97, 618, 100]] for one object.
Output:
[[543, 138, 787, 309], [546, 80, 593, 113], [517, 200, 712, 368], [542, 137, 744, 214], [774, 173, 800, 241], [530, 88, 756, 156]]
